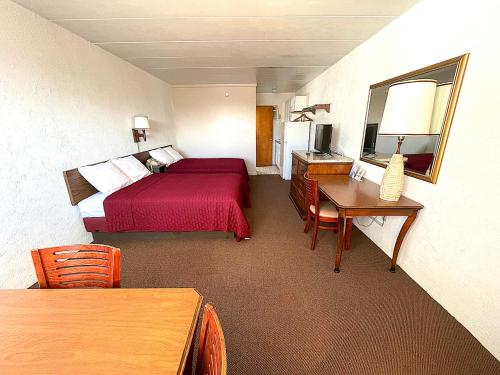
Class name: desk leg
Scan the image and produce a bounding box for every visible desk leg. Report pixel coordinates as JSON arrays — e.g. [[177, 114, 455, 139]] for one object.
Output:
[[344, 218, 353, 251], [334, 211, 345, 273], [390, 212, 418, 273]]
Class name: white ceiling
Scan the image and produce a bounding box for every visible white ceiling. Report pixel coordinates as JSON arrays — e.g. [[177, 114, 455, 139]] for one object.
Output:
[[13, 0, 420, 93]]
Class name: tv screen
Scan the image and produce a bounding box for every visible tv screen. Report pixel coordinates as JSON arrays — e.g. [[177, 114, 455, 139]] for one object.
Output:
[[363, 123, 378, 154], [314, 124, 332, 153]]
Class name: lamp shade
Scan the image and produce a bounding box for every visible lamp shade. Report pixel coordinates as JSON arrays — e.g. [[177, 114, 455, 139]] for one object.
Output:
[[379, 79, 437, 135], [429, 82, 452, 135], [133, 115, 150, 129]]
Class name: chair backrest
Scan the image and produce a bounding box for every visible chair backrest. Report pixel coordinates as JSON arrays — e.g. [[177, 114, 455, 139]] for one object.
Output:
[[196, 304, 227, 375], [31, 244, 121, 289], [304, 172, 319, 212]]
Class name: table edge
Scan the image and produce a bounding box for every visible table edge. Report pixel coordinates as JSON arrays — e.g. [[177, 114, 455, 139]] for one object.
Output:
[[319, 188, 424, 211], [319, 188, 424, 210], [177, 288, 203, 375], [314, 175, 424, 210]]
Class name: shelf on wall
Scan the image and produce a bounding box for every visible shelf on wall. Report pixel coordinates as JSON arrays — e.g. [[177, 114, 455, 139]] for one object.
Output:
[[291, 103, 330, 115]]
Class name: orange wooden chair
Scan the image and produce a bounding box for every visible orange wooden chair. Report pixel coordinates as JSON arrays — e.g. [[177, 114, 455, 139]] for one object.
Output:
[[31, 244, 121, 288], [196, 304, 227, 375], [304, 173, 352, 250]]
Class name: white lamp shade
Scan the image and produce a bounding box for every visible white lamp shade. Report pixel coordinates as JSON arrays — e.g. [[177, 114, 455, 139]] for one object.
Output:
[[133, 115, 150, 129], [379, 79, 437, 135], [429, 82, 452, 135]]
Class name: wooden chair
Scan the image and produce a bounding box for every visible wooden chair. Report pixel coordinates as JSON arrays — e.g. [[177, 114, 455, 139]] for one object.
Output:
[[31, 244, 121, 288], [304, 173, 352, 250], [196, 304, 227, 375]]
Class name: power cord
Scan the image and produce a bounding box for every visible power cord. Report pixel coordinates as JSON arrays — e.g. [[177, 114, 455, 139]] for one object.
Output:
[[355, 217, 376, 227]]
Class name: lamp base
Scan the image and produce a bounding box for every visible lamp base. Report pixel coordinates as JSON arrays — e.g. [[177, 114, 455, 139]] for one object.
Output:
[[380, 154, 404, 201]]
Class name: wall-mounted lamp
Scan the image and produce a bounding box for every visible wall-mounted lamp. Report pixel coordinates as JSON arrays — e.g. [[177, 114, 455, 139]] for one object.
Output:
[[132, 115, 150, 143]]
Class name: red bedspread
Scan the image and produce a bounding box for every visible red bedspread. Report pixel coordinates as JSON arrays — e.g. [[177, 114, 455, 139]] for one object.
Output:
[[167, 158, 250, 203], [167, 158, 248, 178], [405, 153, 434, 174], [103, 173, 250, 240]]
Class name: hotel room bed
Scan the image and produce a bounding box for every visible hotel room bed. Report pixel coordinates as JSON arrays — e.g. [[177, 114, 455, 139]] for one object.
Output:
[[81, 173, 250, 241], [64, 148, 251, 241]]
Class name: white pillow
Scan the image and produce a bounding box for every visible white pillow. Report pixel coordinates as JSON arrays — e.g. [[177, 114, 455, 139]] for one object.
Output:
[[77, 192, 107, 218], [164, 146, 184, 162], [78, 161, 132, 194], [111, 155, 152, 183], [149, 148, 175, 165]]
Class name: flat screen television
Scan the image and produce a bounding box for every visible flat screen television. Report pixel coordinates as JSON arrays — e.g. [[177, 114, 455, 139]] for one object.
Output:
[[363, 123, 379, 155], [314, 124, 332, 153]]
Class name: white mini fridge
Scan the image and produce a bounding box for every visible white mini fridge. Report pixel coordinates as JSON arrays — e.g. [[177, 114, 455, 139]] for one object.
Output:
[[279, 121, 310, 180]]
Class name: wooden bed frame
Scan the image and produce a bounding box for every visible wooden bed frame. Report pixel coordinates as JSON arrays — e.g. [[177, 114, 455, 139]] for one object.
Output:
[[63, 146, 170, 206]]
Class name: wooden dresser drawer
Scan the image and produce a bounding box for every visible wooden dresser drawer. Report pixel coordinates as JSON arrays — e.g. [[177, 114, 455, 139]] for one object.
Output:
[[307, 163, 352, 175]]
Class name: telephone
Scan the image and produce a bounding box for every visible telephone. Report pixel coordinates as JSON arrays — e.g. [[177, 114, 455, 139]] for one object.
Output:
[[354, 168, 365, 181], [146, 158, 166, 173], [349, 163, 365, 181]]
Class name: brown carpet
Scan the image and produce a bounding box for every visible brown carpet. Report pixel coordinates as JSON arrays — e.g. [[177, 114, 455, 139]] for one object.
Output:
[[94, 175, 499, 375]]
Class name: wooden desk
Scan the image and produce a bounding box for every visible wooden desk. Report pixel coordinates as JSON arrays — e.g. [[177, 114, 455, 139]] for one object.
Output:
[[311, 175, 423, 273], [0, 288, 202, 375]]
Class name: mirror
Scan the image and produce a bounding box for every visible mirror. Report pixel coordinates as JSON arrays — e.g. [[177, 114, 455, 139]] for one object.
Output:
[[360, 54, 469, 183]]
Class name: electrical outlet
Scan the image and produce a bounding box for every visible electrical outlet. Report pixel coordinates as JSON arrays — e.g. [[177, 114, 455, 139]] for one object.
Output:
[[371, 216, 385, 226]]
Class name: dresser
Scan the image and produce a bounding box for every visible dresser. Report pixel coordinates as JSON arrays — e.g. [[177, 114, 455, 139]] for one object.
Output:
[[289, 150, 353, 218]]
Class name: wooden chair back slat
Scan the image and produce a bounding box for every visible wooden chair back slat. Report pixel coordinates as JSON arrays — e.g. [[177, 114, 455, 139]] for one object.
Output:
[[304, 172, 319, 213], [44, 258, 111, 269], [31, 244, 121, 289], [196, 304, 227, 375]]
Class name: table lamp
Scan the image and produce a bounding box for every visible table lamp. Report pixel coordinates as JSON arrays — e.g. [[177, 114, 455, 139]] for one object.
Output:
[[429, 82, 453, 135], [378, 79, 438, 201]]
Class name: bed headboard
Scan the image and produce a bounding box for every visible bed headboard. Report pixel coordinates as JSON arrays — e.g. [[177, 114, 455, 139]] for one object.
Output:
[[63, 146, 170, 206]]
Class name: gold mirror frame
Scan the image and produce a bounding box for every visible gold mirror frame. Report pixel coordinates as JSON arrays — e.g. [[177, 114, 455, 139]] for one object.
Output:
[[360, 53, 469, 183]]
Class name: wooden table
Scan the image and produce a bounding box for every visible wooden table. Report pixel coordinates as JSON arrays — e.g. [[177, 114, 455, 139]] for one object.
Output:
[[0, 288, 202, 375], [311, 175, 423, 273]]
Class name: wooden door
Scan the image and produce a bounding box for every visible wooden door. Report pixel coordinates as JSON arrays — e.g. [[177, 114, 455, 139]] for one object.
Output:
[[256, 106, 274, 166]]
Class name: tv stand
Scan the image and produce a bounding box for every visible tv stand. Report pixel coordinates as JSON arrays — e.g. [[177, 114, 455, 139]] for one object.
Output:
[[289, 150, 353, 219]]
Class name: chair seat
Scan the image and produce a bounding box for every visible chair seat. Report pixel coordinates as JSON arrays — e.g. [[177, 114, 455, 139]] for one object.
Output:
[[310, 201, 338, 218]]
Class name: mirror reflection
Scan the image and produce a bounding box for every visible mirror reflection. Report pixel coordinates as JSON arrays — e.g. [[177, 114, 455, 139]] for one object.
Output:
[[361, 62, 459, 179]]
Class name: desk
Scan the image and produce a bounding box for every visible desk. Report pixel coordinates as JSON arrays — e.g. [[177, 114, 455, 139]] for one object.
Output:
[[0, 288, 202, 375], [311, 175, 423, 273]]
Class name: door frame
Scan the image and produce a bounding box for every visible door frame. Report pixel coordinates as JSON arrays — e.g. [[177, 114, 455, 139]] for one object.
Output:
[[256, 106, 274, 167]]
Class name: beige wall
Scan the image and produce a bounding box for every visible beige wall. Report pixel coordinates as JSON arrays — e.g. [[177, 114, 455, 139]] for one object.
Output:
[[172, 85, 257, 173], [297, 0, 500, 359], [0, 0, 175, 288]]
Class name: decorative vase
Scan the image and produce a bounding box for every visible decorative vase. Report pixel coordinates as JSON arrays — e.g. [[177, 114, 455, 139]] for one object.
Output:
[[380, 154, 404, 201]]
